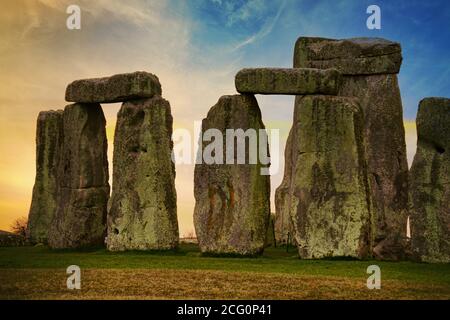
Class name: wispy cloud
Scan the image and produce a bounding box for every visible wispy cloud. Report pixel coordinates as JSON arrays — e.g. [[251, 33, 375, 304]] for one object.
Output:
[[226, 0, 266, 26], [231, 0, 286, 51]]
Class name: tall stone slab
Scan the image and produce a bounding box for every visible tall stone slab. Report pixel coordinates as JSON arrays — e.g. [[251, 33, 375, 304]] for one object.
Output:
[[27, 110, 63, 244], [274, 127, 295, 245], [107, 96, 178, 251], [48, 103, 109, 249], [410, 98, 450, 263], [194, 94, 271, 255], [265, 213, 276, 247], [286, 95, 372, 259], [294, 37, 409, 260]]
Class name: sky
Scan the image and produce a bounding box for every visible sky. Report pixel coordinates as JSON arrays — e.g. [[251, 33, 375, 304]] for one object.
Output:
[[0, 0, 449, 235]]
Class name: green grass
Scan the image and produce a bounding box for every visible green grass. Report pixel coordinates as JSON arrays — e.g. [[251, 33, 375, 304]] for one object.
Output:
[[1, 244, 449, 285]]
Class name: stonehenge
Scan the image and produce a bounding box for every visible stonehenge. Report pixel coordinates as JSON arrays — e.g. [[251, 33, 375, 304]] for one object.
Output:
[[193, 95, 271, 255], [26, 36, 449, 262], [107, 96, 178, 251], [27, 110, 63, 244], [292, 37, 409, 260], [410, 98, 450, 263], [29, 71, 178, 250], [286, 96, 372, 259], [48, 103, 110, 249]]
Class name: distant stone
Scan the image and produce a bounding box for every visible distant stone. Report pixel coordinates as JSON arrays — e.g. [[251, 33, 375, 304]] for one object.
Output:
[[27, 110, 63, 244], [48, 103, 109, 249], [274, 127, 295, 245], [235, 68, 341, 95], [65, 71, 162, 103], [194, 94, 271, 255], [410, 97, 450, 263], [287, 95, 372, 259], [107, 96, 179, 251], [0, 230, 25, 247], [294, 36, 409, 260], [294, 37, 402, 75], [265, 213, 276, 247]]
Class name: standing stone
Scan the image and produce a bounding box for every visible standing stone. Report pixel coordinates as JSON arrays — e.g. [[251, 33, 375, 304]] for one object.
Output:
[[27, 110, 63, 244], [410, 98, 450, 263], [194, 94, 271, 255], [287, 95, 372, 259], [48, 103, 109, 249], [235, 68, 341, 95], [274, 127, 295, 245], [107, 96, 178, 251], [294, 37, 409, 260], [265, 213, 276, 247], [65, 71, 162, 103]]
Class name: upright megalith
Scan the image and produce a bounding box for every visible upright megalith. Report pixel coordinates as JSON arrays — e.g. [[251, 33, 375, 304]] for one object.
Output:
[[235, 68, 341, 95], [410, 98, 450, 263], [65, 71, 162, 104], [48, 103, 109, 249], [194, 94, 271, 255], [274, 127, 295, 245], [294, 37, 409, 260], [27, 110, 63, 244], [107, 96, 179, 251], [286, 95, 372, 259]]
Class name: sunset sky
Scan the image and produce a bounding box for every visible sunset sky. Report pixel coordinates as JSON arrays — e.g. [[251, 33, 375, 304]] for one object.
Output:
[[0, 0, 449, 235]]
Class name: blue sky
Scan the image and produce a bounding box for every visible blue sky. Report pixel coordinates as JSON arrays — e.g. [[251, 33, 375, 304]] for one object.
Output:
[[175, 0, 450, 119]]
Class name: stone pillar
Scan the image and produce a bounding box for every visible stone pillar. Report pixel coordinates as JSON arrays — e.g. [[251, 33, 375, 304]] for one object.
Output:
[[194, 94, 271, 255], [265, 213, 276, 247], [287, 95, 372, 259], [293, 37, 409, 260], [107, 96, 178, 251], [27, 110, 63, 244], [410, 97, 450, 263], [48, 103, 109, 249], [274, 127, 296, 245]]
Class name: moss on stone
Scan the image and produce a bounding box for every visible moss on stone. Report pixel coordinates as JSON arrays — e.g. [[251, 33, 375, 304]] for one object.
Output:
[[107, 96, 178, 251]]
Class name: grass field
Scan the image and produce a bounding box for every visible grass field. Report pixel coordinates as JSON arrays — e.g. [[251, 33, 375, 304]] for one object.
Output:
[[0, 244, 449, 300]]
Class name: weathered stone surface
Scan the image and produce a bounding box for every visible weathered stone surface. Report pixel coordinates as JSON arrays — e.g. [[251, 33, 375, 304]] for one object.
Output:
[[27, 110, 63, 244], [65, 71, 162, 103], [294, 36, 409, 260], [285, 95, 372, 259], [235, 68, 341, 95], [339, 76, 409, 260], [294, 37, 402, 75], [194, 94, 271, 255], [107, 97, 178, 251], [274, 127, 295, 245], [410, 97, 450, 263], [48, 103, 109, 249], [265, 213, 276, 247]]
